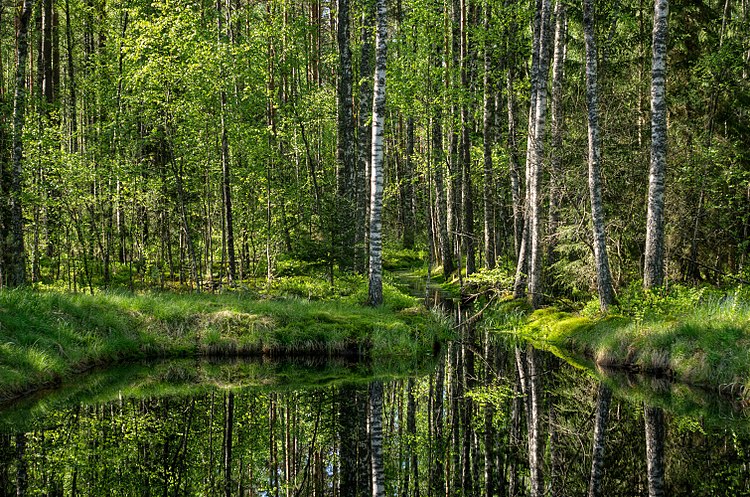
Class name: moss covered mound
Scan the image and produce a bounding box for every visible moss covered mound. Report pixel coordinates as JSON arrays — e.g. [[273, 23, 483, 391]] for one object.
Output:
[[494, 293, 750, 398]]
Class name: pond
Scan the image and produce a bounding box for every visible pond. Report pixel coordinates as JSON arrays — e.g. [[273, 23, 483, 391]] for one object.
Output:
[[0, 341, 749, 496]]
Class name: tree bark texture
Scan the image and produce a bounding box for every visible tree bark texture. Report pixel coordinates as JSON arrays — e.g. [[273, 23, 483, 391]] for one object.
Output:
[[5, 0, 35, 288], [482, 0, 496, 270], [527, 0, 553, 309], [584, 0, 617, 311], [354, 1, 374, 274], [367, 0, 387, 306], [644, 0, 669, 289], [547, 0, 566, 266], [336, 0, 356, 270]]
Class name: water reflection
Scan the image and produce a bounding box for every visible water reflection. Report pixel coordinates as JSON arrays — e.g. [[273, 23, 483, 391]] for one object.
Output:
[[1, 348, 750, 496]]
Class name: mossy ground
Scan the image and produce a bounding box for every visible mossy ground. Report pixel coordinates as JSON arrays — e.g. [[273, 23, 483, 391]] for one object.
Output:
[[488, 285, 750, 398], [0, 257, 452, 403]]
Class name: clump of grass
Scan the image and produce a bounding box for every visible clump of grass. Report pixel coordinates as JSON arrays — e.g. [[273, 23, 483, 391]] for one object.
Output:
[[0, 282, 452, 403], [494, 285, 750, 398]]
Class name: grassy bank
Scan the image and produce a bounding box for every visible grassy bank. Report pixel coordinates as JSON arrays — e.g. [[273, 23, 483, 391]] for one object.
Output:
[[0, 279, 451, 403], [491, 286, 750, 398]]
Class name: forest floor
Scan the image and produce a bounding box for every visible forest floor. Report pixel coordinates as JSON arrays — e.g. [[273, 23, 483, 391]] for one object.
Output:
[[489, 285, 750, 400], [0, 252, 452, 403]]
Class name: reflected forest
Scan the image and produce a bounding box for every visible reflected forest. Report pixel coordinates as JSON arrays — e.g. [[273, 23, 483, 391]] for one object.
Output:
[[2, 345, 750, 496]]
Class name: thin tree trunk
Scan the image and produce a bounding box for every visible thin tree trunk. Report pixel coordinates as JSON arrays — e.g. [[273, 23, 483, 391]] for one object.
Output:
[[644, 0, 669, 289], [587, 384, 612, 497], [547, 1, 566, 266], [460, 0, 475, 276], [527, 0, 553, 309], [482, 0, 496, 270], [354, 2, 374, 274], [403, 117, 415, 249], [336, 0, 356, 270], [367, 0, 387, 306], [217, 0, 236, 283], [584, 0, 617, 311], [6, 0, 35, 288]]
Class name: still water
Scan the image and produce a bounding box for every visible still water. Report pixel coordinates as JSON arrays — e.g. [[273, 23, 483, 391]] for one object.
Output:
[[0, 344, 748, 496]]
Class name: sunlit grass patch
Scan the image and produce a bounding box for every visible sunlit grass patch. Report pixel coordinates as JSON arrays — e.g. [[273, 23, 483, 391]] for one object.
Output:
[[493, 286, 750, 398]]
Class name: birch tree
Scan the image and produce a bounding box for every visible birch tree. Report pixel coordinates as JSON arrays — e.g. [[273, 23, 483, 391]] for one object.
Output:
[[584, 0, 617, 310], [337, 0, 356, 270], [367, 0, 387, 306], [2, 0, 35, 288], [644, 0, 669, 289]]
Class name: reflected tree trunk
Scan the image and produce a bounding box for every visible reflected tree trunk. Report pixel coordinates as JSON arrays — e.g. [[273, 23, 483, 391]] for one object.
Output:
[[15, 434, 27, 497], [526, 347, 544, 497], [644, 405, 666, 497], [370, 381, 385, 497], [587, 384, 612, 497]]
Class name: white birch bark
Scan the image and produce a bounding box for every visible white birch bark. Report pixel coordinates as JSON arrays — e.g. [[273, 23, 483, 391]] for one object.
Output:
[[527, 0, 553, 309], [644, 0, 669, 289], [367, 0, 387, 306], [6, 0, 34, 288], [584, 0, 617, 311]]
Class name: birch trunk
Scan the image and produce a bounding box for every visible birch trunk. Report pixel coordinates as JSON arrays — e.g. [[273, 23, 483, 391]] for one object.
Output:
[[482, 0, 496, 270], [587, 384, 612, 497], [354, 2, 374, 274], [644, 0, 669, 289], [217, 0, 236, 283], [584, 0, 617, 310], [5, 0, 34, 288], [367, 0, 387, 306], [337, 0, 356, 270], [547, 1, 566, 266], [527, 0, 553, 309], [526, 347, 544, 497]]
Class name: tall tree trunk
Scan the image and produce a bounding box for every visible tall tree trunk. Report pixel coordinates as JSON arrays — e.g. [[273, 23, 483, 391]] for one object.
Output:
[[527, 0, 553, 309], [431, 1, 454, 279], [336, 0, 356, 270], [367, 0, 387, 306], [482, 0, 496, 270], [460, 0, 475, 276], [587, 384, 612, 497], [354, 2, 374, 274], [5, 0, 35, 288], [644, 0, 669, 289], [644, 405, 665, 497], [217, 0, 236, 283], [584, 0, 617, 311], [547, 1, 566, 266], [402, 117, 415, 250], [370, 381, 385, 497]]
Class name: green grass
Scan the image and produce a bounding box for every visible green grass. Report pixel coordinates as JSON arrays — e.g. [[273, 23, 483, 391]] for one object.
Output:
[[0, 280, 452, 403], [490, 286, 750, 398]]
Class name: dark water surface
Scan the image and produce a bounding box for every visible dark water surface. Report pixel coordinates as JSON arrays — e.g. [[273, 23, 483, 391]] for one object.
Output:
[[0, 343, 749, 496]]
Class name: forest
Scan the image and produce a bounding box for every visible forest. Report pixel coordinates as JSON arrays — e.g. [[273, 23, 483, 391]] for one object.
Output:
[[0, 0, 747, 305]]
